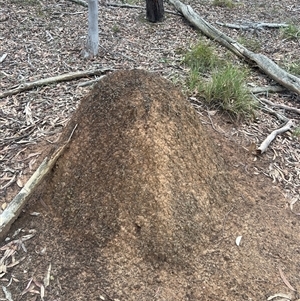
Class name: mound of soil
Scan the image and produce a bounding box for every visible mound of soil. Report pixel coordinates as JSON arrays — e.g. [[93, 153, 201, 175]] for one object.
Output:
[[4, 70, 300, 300]]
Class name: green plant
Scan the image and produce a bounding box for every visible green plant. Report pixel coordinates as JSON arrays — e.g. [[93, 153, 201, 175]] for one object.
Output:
[[293, 127, 300, 138], [212, 0, 234, 8], [237, 37, 262, 52], [202, 64, 256, 120], [183, 41, 221, 74], [281, 24, 300, 40], [288, 60, 300, 76], [112, 24, 120, 33]]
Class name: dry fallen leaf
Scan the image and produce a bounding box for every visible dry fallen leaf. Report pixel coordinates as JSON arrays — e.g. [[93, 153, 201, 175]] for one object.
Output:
[[43, 263, 51, 288], [235, 236, 242, 246], [16, 177, 24, 188], [278, 267, 296, 292], [2, 285, 13, 301]]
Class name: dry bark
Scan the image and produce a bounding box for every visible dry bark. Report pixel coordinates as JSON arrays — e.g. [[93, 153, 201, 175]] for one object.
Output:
[[168, 0, 300, 95], [0, 68, 112, 99]]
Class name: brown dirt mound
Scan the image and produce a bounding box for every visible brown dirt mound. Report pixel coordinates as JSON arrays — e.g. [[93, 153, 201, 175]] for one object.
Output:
[[4, 70, 300, 300]]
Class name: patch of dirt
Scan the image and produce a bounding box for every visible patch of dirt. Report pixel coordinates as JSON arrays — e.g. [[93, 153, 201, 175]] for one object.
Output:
[[1, 70, 300, 301]]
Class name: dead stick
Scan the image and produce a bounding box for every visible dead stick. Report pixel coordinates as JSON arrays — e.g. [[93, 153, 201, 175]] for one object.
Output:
[[0, 68, 113, 99], [257, 120, 293, 154], [260, 98, 300, 115]]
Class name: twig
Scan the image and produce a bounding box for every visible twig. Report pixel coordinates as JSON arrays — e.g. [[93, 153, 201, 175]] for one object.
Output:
[[259, 98, 300, 115], [0, 68, 113, 99], [260, 106, 289, 122], [77, 76, 106, 87], [278, 267, 296, 292], [251, 93, 290, 122], [257, 119, 294, 154], [216, 21, 288, 30]]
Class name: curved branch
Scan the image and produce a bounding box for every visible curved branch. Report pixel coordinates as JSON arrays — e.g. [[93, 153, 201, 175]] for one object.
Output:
[[257, 120, 294, 154]]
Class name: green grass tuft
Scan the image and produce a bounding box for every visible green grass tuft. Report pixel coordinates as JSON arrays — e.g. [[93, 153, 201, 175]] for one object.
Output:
[[287, 60, 300, 76], [237, 37, 262, 52], [293, 127, 300, 138], [281, 24, 300, 40], [203, 65, 256, 120], [183, 42, 222, 74], [183, 42, 256, 121]]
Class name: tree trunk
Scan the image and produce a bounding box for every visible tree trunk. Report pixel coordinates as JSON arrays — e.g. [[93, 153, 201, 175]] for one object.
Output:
[[146, 0, 164, 22], [83, 0, 99, 58]]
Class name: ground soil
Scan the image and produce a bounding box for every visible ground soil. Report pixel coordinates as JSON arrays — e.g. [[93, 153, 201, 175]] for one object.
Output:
[[1, 0, 300, 300]]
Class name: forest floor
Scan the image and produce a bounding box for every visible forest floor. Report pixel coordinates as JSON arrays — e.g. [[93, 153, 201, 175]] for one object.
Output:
[[0, 0, 300, 300]]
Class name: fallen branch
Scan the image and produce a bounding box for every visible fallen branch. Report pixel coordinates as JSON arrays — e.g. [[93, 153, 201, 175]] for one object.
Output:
[[0, 125, 77, 241], [249, 85, 286, 94], [168, 0, 300, 95], [77, 75, 106, 87], [216, 21, 288, 30], [259, 98, 300, 115], [251, 93, 289, 122], [260, 106, 289, 123], [0, 68, 113, 99], [257, 120, 293, 154]]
